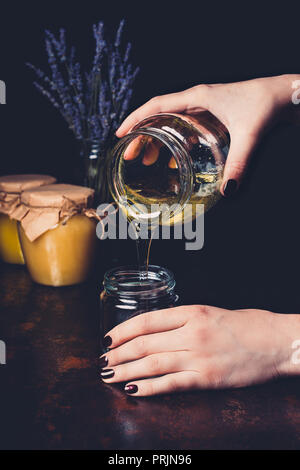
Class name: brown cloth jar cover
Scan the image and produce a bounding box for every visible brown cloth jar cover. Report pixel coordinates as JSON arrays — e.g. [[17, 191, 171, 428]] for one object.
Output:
[[12, 184, 97, 242], [0, 174, 56, 216]]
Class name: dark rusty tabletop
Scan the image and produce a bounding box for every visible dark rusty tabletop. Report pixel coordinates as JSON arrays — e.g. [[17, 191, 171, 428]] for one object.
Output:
[[1, 261, 300, 451]]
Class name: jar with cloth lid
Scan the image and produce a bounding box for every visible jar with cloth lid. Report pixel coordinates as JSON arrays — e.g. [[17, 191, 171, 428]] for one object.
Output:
[[16, 183, 99, 286], [0, 174, 56, 264]]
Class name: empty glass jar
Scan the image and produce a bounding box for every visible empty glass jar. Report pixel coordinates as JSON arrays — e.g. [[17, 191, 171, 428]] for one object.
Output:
[[99, 265, 179, 352]]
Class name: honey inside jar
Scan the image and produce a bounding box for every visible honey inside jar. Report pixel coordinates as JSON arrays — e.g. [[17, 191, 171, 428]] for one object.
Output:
[[18, 215, 97, 286], [16, 184, 98, 287], [0, 214, 24, 264], [0, 174, 56, 265]]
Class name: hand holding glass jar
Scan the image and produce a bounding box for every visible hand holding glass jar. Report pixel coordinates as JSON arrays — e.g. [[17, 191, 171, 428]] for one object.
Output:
[[110, 111, 228, 224], [116, 74, 300, 197], [100, 305, 300, 396]]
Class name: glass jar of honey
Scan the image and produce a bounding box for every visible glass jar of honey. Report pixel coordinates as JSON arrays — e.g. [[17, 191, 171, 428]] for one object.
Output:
[[109, 111, 229, 224], [16, 184, 98, 286], [99, 265, 178, 353], [0, 174, 56, 264]]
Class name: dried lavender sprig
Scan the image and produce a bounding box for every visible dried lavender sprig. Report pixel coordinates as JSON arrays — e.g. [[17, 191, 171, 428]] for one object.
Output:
[[124, 43, 131, 63], [45, 28, 67, 63], [46, 35, 86, 136], [45, 30, 84, 120], [32, 80, 81, 137], [33, 81, 60, 109], [114, 19, 125, 48], [28, 19, 139, 146], [26, 62, 45, 79], [93, 22, 106, 73], [27, 62, 62, 96]]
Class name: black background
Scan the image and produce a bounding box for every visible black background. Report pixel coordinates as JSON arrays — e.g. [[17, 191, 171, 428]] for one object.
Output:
[[1, 1, 300, 313]]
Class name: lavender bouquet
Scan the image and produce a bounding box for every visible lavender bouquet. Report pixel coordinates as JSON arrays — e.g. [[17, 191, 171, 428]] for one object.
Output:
[[27, 20, 139, 203]]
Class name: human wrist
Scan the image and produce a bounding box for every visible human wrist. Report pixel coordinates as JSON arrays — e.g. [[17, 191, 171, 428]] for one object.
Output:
[[268, 74, 300, 123], [273, 312, 300, 377]]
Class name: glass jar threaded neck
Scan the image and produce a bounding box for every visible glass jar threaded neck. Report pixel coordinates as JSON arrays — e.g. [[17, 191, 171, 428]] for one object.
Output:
[[103, 265, 177, 301]]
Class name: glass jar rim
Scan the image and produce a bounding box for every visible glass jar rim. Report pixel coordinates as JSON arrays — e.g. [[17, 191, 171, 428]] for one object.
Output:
[[103, 264, 176, 298]]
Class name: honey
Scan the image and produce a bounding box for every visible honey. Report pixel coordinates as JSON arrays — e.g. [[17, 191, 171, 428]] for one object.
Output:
[[18, 215, 97, 286], [0, 214, 24, 264]]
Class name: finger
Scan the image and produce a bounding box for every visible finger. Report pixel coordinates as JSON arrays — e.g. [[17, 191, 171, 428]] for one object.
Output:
[[123, 135, 149, 160], [124, 371, 200, 396], [104, 306, 187, 348], [124, 136, 163, 165], [116, 89, 194, 137], [101, 351, 188, 383], [142, 140, 161, 166], [168, 156, 178, 169], [221, 130, 258, 196], [101, 328, 187, 367]]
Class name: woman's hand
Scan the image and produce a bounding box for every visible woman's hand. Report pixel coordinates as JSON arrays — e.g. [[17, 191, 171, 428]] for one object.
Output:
[[116, 74, 300, 196], [100, 305, 300, 396]]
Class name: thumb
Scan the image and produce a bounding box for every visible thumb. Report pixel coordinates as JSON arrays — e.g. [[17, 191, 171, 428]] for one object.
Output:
[[221, 130, 258, 197]]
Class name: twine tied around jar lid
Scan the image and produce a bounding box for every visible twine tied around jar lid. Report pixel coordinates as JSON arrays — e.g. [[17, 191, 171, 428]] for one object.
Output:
[[0, 191, 22, 215], [0, 174, 57, 216], [12, 183, 115, 242]]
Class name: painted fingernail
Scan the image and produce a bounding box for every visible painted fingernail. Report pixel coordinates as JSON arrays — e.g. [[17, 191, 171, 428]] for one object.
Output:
[[103, 335, 112, 348], [223, 179, 237, 197], [124, 384, 138, 395], [101, 368, 114, 379], [99, 356, 108, 368]]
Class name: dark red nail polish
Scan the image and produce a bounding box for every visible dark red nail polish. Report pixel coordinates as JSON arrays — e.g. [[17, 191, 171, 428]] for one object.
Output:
[[124, 384, 138, 395], [101, 368, 114, 379], [103, 335, 112, 348], [99, 356, 108, 368], [223, 179, 237, 197]]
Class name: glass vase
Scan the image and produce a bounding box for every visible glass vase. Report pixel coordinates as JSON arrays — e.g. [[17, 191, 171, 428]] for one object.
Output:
[[81, 139, 113, 206]]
